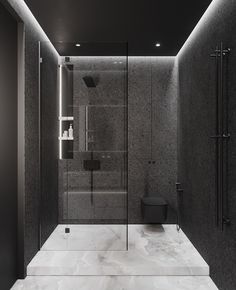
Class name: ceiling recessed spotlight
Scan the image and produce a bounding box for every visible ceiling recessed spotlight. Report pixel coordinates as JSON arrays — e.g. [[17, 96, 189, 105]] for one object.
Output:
[[75, 43, 81, 47], [155, 43, 161, 47]]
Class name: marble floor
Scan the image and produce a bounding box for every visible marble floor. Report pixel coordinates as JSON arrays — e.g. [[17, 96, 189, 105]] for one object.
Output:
[[41, 224, 127, 251], [11, 225, 218, 290], [12, 276, 218, 290], [27, 224, 209, 276]]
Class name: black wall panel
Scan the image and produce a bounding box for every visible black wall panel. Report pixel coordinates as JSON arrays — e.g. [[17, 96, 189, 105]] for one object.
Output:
[[178, 1, 236, 290], [40, 42, 59, 246], [0, 3, 18, 289], [24, 23, 58, 270], [3, 0, 59, 276]]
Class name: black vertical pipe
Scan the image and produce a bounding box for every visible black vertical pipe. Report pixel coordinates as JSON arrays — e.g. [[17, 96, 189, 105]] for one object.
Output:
[[125, 42, 129, 251], [215, 46, 219, 227], [216, 43, 223, 231], [219, 42, 224, 231], [224, 50, 230, 226], [38, 41, 42, 247]]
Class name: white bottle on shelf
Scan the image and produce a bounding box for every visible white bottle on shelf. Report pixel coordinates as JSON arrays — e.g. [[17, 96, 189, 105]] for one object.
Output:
[[68, 124, 73, 138], [63, 130, 68, 138]]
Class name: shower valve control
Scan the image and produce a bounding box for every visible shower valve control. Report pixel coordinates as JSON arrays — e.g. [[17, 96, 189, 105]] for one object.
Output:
[[176, 183, 184, 192], [223, 217, 231, 225], [210, 134, 230, 139]]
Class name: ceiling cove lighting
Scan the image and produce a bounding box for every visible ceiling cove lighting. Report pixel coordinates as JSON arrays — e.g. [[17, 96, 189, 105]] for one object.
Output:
[[177, 0, 221, 58], [12, 0, 59, 57]]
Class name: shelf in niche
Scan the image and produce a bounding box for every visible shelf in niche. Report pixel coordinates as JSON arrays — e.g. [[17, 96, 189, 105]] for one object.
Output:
[[69, 105, 127, 108], [58, 137, 74, 141], [59, 116, 74, 121], [64, 69, 127, 73], [69, 150, 127, 153]]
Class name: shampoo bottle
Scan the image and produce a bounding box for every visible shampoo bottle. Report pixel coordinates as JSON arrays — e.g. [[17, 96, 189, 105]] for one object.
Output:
[[69, 124, 73, 138]]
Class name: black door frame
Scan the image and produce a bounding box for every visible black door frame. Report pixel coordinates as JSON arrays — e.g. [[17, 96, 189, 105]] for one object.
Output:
[[0, 0, 26, 279], [17, 21, 25, 279]]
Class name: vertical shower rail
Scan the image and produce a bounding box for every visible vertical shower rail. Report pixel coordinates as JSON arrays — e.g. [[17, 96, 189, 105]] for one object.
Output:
[[211, 42, 230, 231]]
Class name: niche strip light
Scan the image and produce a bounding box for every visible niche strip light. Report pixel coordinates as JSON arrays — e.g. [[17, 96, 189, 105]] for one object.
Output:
[[177, 0, 221, 58], [59, 65, 62, 159]]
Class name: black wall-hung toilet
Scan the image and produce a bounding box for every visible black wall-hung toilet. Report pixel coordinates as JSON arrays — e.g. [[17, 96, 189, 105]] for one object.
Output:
[[141, 196, 168, 223]]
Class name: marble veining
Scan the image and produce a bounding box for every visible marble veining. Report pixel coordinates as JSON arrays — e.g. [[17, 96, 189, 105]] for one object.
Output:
[[11, 276, 218, 290], [41, 224, 127, 251], [27, 225, 209, 276]]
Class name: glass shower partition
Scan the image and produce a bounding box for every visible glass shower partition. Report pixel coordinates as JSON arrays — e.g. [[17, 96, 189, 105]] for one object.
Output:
[[58, 43, 128, 251]]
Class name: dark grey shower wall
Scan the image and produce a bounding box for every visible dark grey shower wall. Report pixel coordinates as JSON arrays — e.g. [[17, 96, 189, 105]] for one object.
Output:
[[178, 1, 236, 290], [58, 57, 127, 224], [58, 56, 177, 224], [24, 40, 58, 269], [25, 35, 58, 272], [40, 42, 59, 246], [5, 0, 59, 274], [128, 57, 178, 223]]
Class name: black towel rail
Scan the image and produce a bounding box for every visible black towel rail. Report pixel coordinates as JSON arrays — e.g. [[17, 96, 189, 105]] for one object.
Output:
[[211, 42, 231, 231]]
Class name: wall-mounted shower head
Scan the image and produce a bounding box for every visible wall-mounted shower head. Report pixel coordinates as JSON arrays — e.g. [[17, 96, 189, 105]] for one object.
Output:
[[83, 76, 96, 88]]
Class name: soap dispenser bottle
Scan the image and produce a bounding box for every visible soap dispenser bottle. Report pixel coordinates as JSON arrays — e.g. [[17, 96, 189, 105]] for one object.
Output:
[[68, 124, 73, 138]]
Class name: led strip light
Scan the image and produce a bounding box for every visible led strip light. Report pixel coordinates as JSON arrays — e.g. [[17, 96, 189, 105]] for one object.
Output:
[[59, 64, 62, 159]]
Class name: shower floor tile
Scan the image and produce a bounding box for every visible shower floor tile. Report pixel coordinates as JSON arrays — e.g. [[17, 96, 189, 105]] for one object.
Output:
[[41, 224, 127, 251], [27, 225, 209, 276], [11, 276, 218, 290]]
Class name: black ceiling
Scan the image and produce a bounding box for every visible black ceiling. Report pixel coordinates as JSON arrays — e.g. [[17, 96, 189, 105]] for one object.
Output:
[[25, 0, 213, 56]]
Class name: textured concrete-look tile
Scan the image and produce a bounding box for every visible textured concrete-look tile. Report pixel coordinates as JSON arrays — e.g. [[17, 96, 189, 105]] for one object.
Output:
[[178, 1, 236, 290], [128, 57, 178, 223], [58, 56, 178, 225]]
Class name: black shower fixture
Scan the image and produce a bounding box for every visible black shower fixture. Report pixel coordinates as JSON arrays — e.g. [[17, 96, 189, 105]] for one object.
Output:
[[83, 76, 96, 88]]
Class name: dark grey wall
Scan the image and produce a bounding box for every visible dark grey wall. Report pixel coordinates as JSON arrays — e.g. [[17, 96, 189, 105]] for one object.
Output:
[[58, 56, 178, 224], [40, 42, 58, 246], [128, 57, 178, 223], [0, 3, 18, 289], [5, 0, 59, 275], [25, 26, 58, 273], [178, 1, 236, 290], [58, 57, 127, 224]]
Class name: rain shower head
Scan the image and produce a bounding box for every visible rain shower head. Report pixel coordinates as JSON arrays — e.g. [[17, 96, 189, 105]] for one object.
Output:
[[83, 76, 96, 88]]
